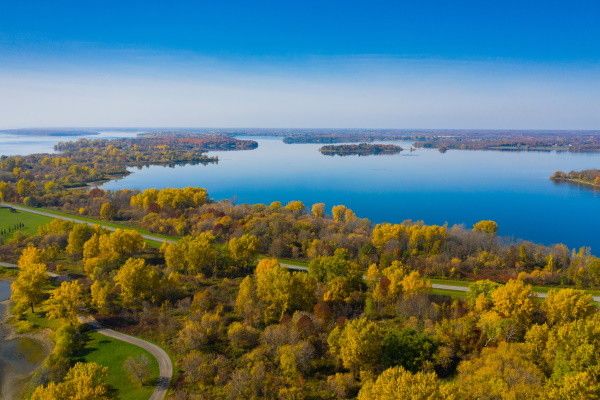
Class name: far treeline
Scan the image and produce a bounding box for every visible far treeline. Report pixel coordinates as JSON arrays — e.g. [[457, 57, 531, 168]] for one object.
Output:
[[279, 130, 600, 152]]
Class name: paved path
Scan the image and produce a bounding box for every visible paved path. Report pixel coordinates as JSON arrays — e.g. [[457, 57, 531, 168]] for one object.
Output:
[[5, 203, 600, 303], [0, 203, 175, 244], [79, 316, 173, 400], [0, 261, 60, 278], [1, 258, 173, 399], [279, 263, 600, 302]]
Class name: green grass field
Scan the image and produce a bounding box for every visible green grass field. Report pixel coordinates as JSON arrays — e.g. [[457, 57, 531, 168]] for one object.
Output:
[[0, 207, 54, 239], [79, 331, 159, 400], [16, 290, 160, 400], [4, 203, 175, 246]]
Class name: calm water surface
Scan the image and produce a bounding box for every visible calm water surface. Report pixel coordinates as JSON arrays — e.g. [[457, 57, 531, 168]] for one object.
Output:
[[102, 137, 600, 252], [0, 280, 46, 399], [0, 130, 140, 156], [1, 134, 599, 252]]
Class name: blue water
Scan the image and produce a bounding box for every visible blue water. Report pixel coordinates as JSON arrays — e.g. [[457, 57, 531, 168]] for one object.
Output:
[[1, 133, 599, 252], [0, 130, 140, 156], [99, 137, 600, 252]]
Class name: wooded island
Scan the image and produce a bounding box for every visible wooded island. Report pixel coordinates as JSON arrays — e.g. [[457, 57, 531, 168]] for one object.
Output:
[[319, 143, 403, 156], [551, 169, 600, 189]]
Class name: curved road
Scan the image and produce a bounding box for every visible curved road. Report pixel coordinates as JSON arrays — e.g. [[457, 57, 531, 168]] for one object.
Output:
[[1, 203, 175, 244], [79, 316, 173, 400], [2, 259, 173, 400], [278, 263, 600, 302], [3, 202, 599, 299]]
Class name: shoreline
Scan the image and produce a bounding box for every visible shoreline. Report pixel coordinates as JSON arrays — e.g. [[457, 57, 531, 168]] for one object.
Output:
[[551, 177, 600, 190], [0, 286, 52, 400]]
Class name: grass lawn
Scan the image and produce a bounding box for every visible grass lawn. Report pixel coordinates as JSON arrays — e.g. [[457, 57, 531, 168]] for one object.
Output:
[[3, 203, 175, 246], [20, 204, 175, 239], [0, 266, 18, 279], [78, 330, 159, 400], [277, 257, 309, 267], [0, 207, 54, 239], [430, 287, 466, 299], [430, 278, 473, 287]]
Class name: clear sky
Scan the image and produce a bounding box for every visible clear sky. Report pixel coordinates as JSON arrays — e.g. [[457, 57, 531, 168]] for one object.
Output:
[[1, 0, 599, 129]]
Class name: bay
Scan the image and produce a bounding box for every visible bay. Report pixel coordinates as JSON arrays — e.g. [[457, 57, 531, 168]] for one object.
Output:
[[2, 133, 599, 252]]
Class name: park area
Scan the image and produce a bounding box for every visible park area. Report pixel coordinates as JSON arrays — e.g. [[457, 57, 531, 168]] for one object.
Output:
[[0, 207, 53, 239]]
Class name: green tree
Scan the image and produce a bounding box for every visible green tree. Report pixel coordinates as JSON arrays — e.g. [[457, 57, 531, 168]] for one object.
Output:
[[381, 328, 437, 372]]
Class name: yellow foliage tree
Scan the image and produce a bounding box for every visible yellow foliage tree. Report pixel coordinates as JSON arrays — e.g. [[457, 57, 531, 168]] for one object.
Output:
[[255, 258, 293, 323], [235, 276, 260, 325], [228, 234, 259, 266], [358, 366, 449, 400], [11, 246, 48, 314], [472, 220, 498, 234], [114, 258, 160, 308], [311, 202, 325, 218], [491, 279, 535, 322], [401, 271, 430, 298], [90, 280, 113, 315], [455, 342, 545, 400], [328, 317, 384, 373], [543, 288, 595, 326], [162, 232, 218, 275], [31, 362, 109, 400], [99, 202, 115, 220], [284, 200, 305, 213], [45, 280, 84, 322]]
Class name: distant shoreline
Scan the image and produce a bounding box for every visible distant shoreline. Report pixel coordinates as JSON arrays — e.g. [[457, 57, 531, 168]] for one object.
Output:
[[551, 177, 600, 190], [550, 169, 600, 190], [0, 129, 101, 137]]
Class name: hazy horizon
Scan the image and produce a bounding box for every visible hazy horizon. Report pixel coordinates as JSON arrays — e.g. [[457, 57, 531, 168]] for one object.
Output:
[[1, 1, 599, 129]]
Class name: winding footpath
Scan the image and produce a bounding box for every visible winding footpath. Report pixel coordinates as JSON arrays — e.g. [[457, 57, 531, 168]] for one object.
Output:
[[78, 316, 173, 400], [3, 201, 600, 303], [1, 260, 173, 400]]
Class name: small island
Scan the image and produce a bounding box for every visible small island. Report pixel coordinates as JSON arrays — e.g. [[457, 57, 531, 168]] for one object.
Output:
[[551, 169, 600, 189], [319, 143, 403, 156]]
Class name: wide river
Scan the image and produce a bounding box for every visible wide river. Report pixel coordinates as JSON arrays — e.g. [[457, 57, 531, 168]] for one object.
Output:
[[2, 133, 600, 252]]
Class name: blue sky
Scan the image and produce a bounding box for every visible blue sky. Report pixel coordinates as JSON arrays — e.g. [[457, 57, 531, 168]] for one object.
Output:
[[1, 0, 599, 128]]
